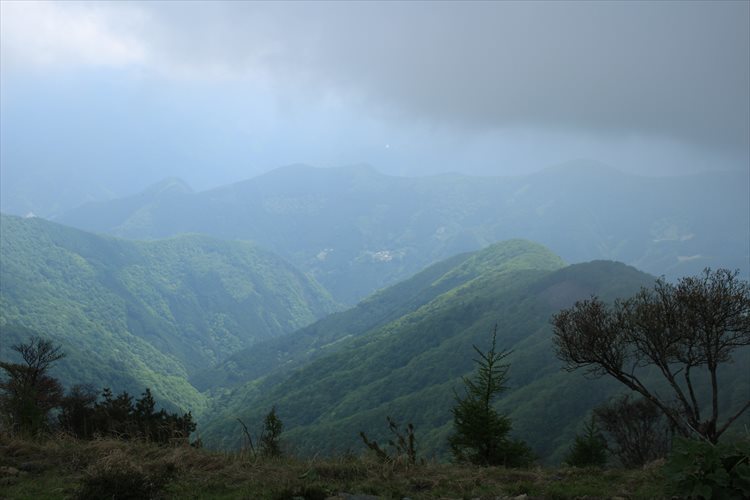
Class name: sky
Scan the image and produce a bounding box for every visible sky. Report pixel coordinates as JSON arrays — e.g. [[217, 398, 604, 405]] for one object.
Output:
[[1, 1, 748, 215]]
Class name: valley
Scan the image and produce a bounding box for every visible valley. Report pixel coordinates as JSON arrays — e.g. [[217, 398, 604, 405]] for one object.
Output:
[[2, 4, 748, 496], [2, 212, 747, 466]]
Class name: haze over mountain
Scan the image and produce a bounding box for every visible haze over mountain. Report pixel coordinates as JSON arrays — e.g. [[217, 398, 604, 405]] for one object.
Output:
[[1, 2, 747, 217], [59, 163, 749, 304], [0, 1, 748, 477]]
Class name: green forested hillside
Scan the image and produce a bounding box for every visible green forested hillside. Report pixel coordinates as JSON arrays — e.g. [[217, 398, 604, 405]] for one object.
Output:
[[191, 240, 564, 391], [198, 245, 749, 464], [195, 242, 629, 454], [2, 219, 746, 464], [58, 163, 750, 304], [0, 214, 337, 414]]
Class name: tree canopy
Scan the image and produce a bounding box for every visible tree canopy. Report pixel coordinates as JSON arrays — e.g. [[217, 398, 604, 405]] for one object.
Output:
[[552, 268, 750, 443]]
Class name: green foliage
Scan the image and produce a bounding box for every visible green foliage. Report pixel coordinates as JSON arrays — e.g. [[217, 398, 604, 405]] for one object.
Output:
[[563, 416, 608, 468], [665, 437, 750, 499], [449, 326, 533, 467], [203, 253, 743, 464], [200, 241, 573, 454], [57, 384, 97, 439], [259, 406, 283, 458], [4, 211, 748, 468], [195, 249, 748, 465], [235, 407, 285, 458], [0, 214, 337, 414], [191, 250, 477, 390], [58, 387, 196, 444]]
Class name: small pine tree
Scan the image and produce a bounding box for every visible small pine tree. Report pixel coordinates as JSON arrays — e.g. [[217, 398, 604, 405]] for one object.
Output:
[[564, 415, 608, 467], [259, 406, 283, 457], [449, 325, 534, 467]]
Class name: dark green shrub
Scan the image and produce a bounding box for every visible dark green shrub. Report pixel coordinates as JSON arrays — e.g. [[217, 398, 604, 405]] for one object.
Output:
[[564, 416, 608, 467], [259, 406, 283, 457], [59, 387, 195, 444], [594, 394, 670, 467], [76, 457, 175, 500], [271, 485, 329, 500], [664, 437, 750, 499]]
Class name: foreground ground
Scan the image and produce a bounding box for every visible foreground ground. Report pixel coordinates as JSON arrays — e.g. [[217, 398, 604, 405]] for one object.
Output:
[[0, 436, 665, 499]]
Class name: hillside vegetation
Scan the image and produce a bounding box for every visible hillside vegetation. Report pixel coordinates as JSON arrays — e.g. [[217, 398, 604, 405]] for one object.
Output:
[[198, 241, 749, 464], [191, 240, 562, 391], [196, 242, 632, 460], [0, 214, 337, 414], [2, 219, 747, 468]]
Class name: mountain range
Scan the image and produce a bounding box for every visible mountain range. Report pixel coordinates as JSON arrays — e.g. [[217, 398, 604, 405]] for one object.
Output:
[[57, 163, 750, 304], [1, 163, 747, 464]]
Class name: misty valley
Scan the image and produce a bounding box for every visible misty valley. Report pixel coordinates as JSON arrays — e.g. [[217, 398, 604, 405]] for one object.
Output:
[[1, 164, 748, 498], [1, 1, 749, 497]]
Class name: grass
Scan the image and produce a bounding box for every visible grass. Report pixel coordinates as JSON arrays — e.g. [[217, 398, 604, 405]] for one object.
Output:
[[0, 435, 666, 499]]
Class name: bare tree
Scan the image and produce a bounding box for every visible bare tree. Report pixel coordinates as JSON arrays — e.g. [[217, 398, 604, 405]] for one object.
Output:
[[552, 268, 750, 443], [594, 395, 671, 467], [0, 336, 65, 434], [11, 337, 65, 382]]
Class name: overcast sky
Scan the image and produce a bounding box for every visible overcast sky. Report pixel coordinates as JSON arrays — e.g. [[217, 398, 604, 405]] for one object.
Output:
[[1, 1, 748, 212]]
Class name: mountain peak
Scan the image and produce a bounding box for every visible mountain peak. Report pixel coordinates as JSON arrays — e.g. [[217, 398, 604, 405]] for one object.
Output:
[[145, 177, 193, 196]]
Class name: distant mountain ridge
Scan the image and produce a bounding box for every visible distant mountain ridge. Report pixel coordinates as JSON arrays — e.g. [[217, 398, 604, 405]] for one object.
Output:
[[57, 163, 749, 304], [0, 214, 338, 413]]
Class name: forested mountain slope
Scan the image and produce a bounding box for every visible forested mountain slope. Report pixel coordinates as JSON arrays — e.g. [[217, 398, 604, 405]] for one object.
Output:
[[191, 240, 564, 391], [0, 214, 337, 413], [58, 163, 749, 304], [197, 242, 749, 463], [3, 218, 746, 463]]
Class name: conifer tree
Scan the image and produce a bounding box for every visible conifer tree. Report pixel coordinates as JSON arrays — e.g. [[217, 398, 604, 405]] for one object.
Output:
[[449, 325, 533, 467], [259, 406, 283, 457]]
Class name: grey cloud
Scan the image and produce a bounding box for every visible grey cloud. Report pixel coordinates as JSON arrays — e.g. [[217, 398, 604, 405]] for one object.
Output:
[[138, 1, 749, 154], [2, 1, 747, 163]]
